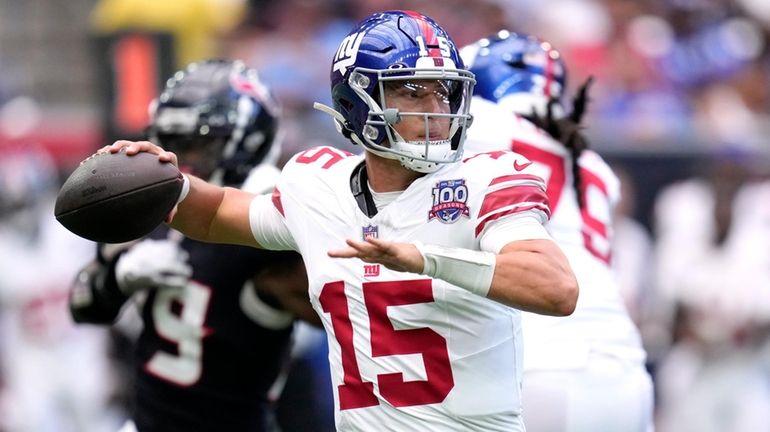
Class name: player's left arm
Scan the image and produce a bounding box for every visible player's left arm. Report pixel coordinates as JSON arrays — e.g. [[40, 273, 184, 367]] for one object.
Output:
[[486, 237, 577, 315], [328, 230, 577, 316]]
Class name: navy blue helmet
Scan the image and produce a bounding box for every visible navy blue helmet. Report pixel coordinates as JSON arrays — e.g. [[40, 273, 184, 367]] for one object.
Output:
[[148, 59, 281, 186], [462, 31, 567, 119], [318, 10, 475, 173]]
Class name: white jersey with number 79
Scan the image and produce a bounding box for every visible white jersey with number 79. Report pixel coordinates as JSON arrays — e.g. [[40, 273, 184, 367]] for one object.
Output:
[[465, 97, 645, 370]]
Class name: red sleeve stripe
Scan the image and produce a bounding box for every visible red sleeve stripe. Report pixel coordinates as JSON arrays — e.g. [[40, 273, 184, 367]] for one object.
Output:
[[478, 185, 549, 219], [476, 204, 550, 237], [489, 173, 544, 186], [476, 184, 550, 237], [271, 187, 285, 217]]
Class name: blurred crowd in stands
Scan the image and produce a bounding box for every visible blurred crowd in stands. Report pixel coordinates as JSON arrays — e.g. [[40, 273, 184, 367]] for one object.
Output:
[[222, 0, 770, 158], [0, 0, 769, 431]]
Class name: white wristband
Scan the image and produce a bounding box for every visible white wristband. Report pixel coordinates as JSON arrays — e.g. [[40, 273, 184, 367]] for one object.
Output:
[[413, 242, 496, 298], [177, 174, 190, 204]]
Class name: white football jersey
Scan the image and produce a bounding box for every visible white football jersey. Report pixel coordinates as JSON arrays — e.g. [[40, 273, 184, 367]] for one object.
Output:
[[254, 145, 550, 431], [466, 97, 646, 370]]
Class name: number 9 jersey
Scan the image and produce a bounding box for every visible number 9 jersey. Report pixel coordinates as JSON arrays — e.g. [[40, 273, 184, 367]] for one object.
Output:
[[249, 146, 552, 431]]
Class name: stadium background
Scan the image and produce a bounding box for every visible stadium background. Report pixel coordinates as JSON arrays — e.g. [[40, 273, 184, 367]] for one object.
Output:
[[0, 0, 768, 431]]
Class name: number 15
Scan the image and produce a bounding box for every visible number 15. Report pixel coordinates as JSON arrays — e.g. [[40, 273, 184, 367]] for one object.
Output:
[[416, 36, 451, 57], [319, 279, 455, 410]]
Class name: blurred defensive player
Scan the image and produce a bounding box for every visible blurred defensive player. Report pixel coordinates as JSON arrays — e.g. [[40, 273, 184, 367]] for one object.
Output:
[[69, 59, 317, 432]]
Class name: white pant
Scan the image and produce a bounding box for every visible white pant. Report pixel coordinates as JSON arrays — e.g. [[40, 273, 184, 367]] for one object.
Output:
[[522, 353, 654, 432]]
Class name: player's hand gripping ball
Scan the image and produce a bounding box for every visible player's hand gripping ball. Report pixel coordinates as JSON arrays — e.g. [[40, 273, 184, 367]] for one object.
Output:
[[55, 149, 183, 243]]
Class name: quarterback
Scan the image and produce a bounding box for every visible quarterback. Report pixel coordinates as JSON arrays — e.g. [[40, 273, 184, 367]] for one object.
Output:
[[99, 11, 578, 431]]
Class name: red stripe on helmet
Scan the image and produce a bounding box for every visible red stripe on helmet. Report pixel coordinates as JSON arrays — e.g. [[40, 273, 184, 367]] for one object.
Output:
[[404, 10, 441, 57]]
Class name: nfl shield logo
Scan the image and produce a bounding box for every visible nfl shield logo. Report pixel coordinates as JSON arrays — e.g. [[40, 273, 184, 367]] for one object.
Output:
[[362, 225, 379, 240], [429, 179, 470, 224]]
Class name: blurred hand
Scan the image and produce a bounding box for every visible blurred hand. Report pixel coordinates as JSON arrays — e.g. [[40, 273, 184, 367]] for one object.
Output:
[[116, 239, 193, 294], [328, 237, 424, 274], [99, 140, 179, 166], [99, 140, 182, 223]]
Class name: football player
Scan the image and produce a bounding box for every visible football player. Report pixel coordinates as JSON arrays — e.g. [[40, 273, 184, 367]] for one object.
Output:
[[69, 59, 318, 432], [462, 31, 654, 432], [98, 11, 578, 431]]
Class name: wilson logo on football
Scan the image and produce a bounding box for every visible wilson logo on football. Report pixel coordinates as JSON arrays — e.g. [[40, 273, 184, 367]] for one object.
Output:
[[429, 179, 470, 224]]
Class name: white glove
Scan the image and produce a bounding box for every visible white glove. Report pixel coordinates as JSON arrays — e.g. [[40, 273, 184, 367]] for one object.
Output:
[[115, 239, 193, 294]]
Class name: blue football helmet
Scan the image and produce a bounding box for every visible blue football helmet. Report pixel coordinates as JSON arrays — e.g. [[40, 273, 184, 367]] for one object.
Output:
[[147, 59, 281, 186], [461, 30, 567, 119], [314, 10, 475, 173]]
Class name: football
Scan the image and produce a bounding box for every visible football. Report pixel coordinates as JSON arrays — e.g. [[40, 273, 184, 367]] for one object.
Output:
[[55, 150, 183, 243]]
